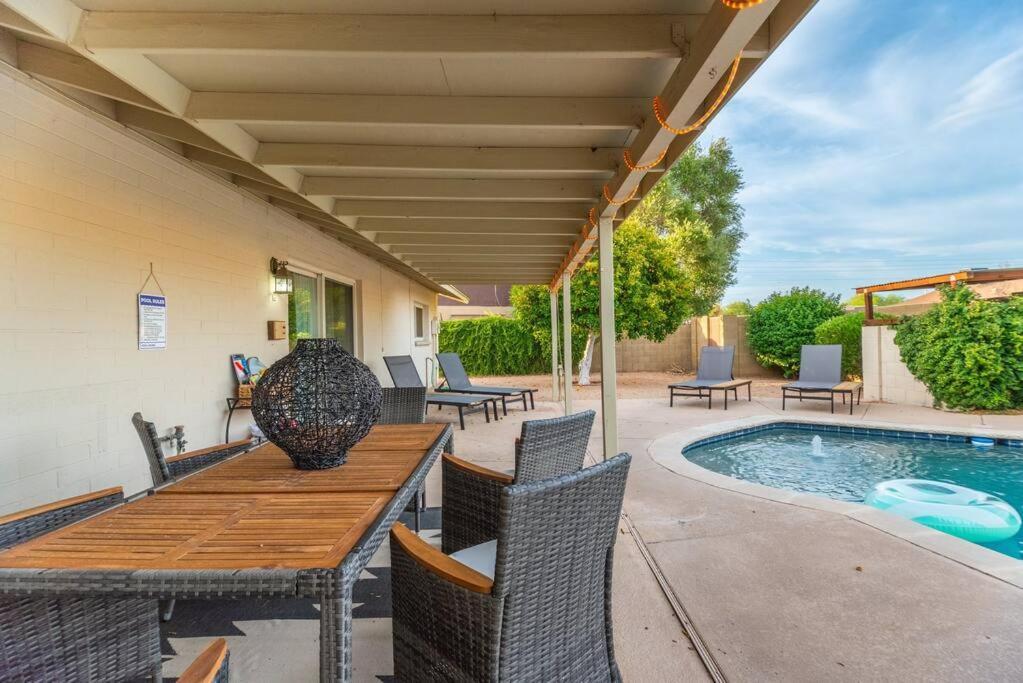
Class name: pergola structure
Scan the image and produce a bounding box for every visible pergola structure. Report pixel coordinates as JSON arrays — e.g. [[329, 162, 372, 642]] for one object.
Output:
[[855, 267, 1023, 325], [0, 0, 815, 458]]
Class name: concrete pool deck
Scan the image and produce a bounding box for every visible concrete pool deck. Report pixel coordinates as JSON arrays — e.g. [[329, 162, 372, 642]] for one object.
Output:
[[579, 396, 1023, 681], [161, 396, 1023, 680]]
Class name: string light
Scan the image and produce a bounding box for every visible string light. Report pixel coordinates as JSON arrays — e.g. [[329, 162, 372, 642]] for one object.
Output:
[[721, 0, 766, 9], [585, 207, 597, 229], [653, 56, 741, 136], [623, 145, 669, 172], [602, 183, 640, 206]]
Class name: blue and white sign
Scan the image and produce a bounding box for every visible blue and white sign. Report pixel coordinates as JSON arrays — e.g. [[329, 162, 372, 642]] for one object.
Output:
[[138, 293, 167, 350]]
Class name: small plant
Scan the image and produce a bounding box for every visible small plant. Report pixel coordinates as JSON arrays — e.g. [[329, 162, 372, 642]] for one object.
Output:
[[894, 286, 1023, 411], [815, 312, 865, 379], [747, 287, 845, 377]]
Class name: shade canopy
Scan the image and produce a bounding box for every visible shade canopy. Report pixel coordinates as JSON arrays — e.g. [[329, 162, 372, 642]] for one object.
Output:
[[0, 0, 815, 289]]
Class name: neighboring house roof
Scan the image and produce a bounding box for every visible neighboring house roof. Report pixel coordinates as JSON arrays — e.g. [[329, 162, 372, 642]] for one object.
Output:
[[850, 278, 1023, 317], [439, 285, 512, 308]]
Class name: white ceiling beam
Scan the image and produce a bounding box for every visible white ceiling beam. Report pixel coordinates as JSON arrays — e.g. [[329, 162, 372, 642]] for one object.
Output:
[[16, 42, 164, 110], [187, 93, 644, 130], [258, 144, 622, 177], [335, 200, 591, 221], [393, 244, 570, 255], [0, 6, 48, 38], [379, 233, 575, 247], [303, 178, 601, 202], [553, 0, 784, 287], [410, 256, 565, 266], [114, 102, 237, 155], [0, 0, 81, 42], [182, 146, 290, 187], [77, 13, 703, 58], [357, 219, 581, 235]]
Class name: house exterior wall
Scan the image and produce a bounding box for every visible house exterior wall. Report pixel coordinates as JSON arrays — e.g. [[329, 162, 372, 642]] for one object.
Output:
[[861, 325, 934, 407], [0, 65, 437, 513]]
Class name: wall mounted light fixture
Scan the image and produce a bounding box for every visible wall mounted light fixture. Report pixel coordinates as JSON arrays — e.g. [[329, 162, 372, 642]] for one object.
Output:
[[270, 257, 293, 295]]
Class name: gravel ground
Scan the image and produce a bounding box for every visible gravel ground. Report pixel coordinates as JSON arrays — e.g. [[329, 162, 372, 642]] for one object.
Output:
[[466, 371, 788, 403]]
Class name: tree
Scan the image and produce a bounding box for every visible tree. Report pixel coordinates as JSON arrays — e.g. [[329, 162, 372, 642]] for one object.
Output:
[[747, 287, 845, 377], [512, 139, 746, 384], [845, 293, 905, 307], [720, 300, 753, 316]]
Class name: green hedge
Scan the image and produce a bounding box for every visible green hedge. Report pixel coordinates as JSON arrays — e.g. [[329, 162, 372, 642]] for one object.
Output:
[[814, 312, 865, 379], [747, 287, 845, 377], [439, 315, 548, 376], [894, 286, 1023, 411]]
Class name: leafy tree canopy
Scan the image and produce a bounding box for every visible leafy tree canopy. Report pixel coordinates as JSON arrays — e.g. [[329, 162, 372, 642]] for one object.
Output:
[[846, 293, 905, 307], [510, 139, 746, 374], [747, 287, 845, 377], [717, 300, 754, 316]]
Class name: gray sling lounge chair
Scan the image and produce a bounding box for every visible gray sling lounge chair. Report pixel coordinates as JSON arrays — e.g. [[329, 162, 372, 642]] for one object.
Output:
[[782, 344, 861, 414], [436, 352, 537, 413], [390, 452, 631, 682], [668, 345, 752, 410], [442, 410, 596, 553], [383, 355, 499, 430]]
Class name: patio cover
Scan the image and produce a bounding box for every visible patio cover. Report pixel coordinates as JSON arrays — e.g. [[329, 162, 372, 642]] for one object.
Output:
[[0, 0, 815, 291]]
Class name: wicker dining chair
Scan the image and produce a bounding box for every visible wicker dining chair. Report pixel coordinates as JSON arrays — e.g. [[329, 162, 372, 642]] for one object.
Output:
[[390, 452, 632, 682], [378, 386, 430, 532], [179, 638, 230, 683], [442, 409, 595, 553], [132, 411, 251, 487], [0, 487, 163, 682], [379, 386, 428, 425]]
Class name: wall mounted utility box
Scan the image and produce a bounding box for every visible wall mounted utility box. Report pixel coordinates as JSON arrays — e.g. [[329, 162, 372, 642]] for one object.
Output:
[[268, 321, 287, 340]]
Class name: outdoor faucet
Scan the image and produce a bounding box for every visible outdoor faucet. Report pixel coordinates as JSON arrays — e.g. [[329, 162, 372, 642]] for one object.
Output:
[[158, 425, 187, 454]]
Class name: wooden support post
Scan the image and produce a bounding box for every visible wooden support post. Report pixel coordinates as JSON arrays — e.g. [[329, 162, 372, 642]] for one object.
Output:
[[598, 217, 618, 460], [562, 273, 573, 416], [550, 288, 560, 403], [864, 291, 875, 322]]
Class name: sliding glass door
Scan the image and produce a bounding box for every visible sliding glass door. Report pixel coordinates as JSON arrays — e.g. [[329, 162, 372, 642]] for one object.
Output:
[[287, 268, 357, 354], [288, 272, 320, 347], [325, 277, 355, 353]]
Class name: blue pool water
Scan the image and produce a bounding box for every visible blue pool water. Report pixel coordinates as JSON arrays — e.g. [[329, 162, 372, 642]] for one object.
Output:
[[684, 425, 1023, 558]]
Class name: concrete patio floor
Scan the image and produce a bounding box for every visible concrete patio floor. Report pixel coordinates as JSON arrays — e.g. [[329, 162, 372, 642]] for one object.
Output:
[[162, 395, 1023, 681]]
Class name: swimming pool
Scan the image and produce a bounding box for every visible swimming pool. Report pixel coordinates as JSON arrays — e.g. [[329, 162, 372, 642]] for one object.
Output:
[[683, 423, 1023, 558]]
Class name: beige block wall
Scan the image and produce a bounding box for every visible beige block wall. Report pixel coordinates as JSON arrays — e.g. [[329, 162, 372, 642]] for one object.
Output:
[[861, 325, 934, 407], [0, 65, 437, 513], [591, 315, 778, 376]]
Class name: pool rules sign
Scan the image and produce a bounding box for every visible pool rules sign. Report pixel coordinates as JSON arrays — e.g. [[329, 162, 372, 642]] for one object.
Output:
[[138, 294, 167, 350]]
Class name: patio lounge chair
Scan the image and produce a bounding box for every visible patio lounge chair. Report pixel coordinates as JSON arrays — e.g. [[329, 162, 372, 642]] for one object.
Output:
[[0, 487, 163, 681], [782, 344, 862, 415], [390, 452, 631, 682], [442, 410, 596, 553], [436, 352, 537, 413], [383, 355, 500, 430], [132, 412, 252, 488], [668, 345, 752, 410]]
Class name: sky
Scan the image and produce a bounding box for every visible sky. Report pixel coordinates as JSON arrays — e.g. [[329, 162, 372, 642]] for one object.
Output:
[[703, 0, 1023, 304]]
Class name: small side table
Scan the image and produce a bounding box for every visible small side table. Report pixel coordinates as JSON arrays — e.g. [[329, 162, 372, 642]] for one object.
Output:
[[225, 397, 252, 443]]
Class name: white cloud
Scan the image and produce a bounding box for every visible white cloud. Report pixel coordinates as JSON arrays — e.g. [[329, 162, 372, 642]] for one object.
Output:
[[704, 0, 1023, 302]]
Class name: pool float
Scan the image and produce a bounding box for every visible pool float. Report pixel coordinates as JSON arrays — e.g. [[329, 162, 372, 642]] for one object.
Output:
[[865, 479, 1021, 544]]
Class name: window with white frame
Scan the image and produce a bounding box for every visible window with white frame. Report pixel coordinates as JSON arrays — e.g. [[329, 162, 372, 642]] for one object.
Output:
[[413, 302, 428, 344], [287, 264, 358, 355]]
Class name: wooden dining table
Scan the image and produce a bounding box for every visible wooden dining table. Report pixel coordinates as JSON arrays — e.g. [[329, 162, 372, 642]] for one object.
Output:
[[0, 422, 452, 682]]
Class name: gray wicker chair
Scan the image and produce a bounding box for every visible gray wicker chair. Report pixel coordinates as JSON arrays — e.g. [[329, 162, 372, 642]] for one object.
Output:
[[391, 452, 631, 682], [442, 410, 595, 553], [379, 386, 428, 425], [179, 638, 230, 683], [132, 411, 251, 487], [378, 386, 430, 532], [0, 487, 162, 681]]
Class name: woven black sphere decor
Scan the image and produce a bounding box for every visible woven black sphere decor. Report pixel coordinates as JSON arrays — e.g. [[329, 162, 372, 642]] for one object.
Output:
[[252, 339, 382, 470]]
